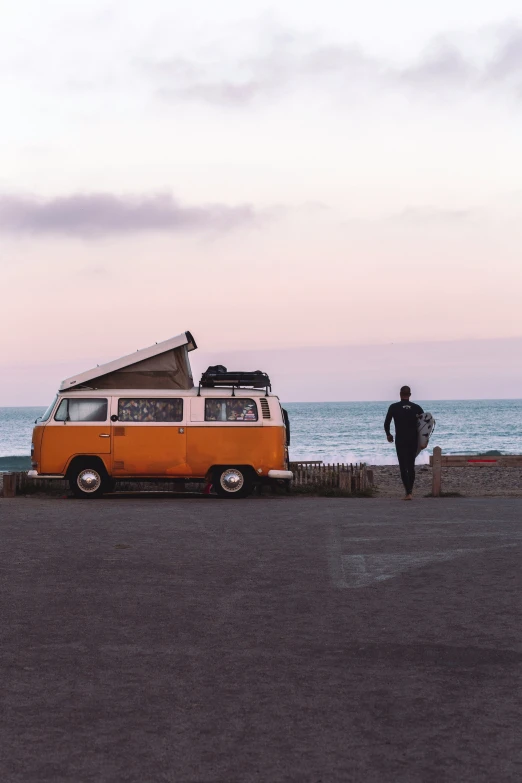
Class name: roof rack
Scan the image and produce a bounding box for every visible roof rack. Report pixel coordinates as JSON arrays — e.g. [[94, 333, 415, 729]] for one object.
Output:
[[198, 367, 272, 396]]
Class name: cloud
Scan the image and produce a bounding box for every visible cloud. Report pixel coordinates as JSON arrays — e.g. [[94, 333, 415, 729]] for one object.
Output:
[[142, 22, 522, 107], [398, 40, 474, 89], [146, 33, 373, 106], [393, 206, 475, 223], [486, 26, 522, 81], [172, 78, 271, 106], [0, 192, 258, 238]]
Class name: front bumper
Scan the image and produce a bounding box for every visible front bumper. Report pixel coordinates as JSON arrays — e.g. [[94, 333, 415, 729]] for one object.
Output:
[[267, 470, 293, 480], [27, 471, 65, 479]]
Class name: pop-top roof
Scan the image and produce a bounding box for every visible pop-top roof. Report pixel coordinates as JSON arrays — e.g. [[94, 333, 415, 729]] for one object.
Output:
[[60, 331, 197, 391]]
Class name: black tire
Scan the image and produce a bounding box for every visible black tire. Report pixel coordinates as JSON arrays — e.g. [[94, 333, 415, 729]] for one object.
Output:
[[213, 467, 252, 499], [69, 464, 107, 499]]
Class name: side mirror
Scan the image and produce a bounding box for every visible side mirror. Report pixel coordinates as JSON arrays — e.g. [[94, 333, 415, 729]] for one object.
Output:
[[111, 414, 119, 422]]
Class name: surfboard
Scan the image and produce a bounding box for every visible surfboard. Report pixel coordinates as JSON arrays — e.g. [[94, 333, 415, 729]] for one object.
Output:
[[417, 412, 435, 455]]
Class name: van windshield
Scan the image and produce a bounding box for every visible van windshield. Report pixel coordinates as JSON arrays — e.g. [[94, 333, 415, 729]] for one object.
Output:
[[39, 396, 58, 423]]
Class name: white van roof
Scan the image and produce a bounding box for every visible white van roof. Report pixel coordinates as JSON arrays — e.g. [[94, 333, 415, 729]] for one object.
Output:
[[57, 387, 276, 397], [60, 331, 197, 392]]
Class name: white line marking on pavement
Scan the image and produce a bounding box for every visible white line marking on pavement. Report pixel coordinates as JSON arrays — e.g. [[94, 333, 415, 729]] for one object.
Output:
[[341, 550, 476, 589], [328, 524, 519, 589]]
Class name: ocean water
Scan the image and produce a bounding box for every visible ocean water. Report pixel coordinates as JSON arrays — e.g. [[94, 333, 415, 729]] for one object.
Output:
[[285, 400, 522, 465], [0, 400, 521, 471]]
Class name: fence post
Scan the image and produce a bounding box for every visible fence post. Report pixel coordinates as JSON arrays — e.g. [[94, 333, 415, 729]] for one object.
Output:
[[3, 473, 16, 498], [432, 447, 442, 497], [339, 469, 351, 494]]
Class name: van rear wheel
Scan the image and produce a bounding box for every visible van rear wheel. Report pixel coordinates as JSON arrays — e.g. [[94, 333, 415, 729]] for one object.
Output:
[[69, 465, 106, 499], [213, 467, 252, 499]]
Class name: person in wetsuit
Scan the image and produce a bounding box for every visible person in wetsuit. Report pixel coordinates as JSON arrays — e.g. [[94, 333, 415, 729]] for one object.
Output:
[[384, 386, 424, 500]]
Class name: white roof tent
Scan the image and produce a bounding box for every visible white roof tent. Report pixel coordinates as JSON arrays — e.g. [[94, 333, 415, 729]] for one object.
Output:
[[60, 331, 197, 392]]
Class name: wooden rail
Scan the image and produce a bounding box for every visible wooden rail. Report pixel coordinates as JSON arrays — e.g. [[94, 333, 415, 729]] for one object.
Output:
[[429, 454, 522, 467], [429, 448, 522, 496]]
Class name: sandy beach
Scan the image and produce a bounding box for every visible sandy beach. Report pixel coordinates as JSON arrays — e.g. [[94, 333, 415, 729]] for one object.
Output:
[[372, 465, 522, 498]]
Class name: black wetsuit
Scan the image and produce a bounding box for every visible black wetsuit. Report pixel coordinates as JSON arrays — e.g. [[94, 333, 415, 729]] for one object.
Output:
[[384, 400, 424, 495]]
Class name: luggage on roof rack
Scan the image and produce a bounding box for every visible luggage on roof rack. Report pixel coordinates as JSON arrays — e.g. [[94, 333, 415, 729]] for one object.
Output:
[[200, 366, 271, 390]]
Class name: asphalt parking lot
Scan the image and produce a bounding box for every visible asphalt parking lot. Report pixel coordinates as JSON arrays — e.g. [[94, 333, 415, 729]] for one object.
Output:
[[1, 496, 521, 782]]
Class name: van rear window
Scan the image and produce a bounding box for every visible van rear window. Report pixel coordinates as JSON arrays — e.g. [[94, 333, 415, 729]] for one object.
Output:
[[118, 398, 183, 422], [55, 398, 108, 422], [205, 399, 258, 422]]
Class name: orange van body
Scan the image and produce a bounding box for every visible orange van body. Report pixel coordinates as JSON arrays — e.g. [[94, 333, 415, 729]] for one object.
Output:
[[30, 390, 288, 485], [186, 427, 285, 478]]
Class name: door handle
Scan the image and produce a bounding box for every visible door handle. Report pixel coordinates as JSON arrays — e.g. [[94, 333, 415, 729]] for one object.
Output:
[[179, 427, 185, 434], [99, 433, 110, 438]]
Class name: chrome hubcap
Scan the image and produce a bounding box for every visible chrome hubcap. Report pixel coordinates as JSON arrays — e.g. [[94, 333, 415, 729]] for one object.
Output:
[[77, 469, 102, 493], [220, 469, 244, 493]]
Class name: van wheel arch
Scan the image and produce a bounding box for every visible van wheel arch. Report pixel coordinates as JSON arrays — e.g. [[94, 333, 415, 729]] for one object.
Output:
[[66, 455, 109, 481]]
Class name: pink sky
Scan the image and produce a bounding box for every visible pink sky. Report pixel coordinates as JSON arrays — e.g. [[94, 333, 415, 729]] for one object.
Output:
[[2, 337, 521, 406], [1, 1, 521, 405]]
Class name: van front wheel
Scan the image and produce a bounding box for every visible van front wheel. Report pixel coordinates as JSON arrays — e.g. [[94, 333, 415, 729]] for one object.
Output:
[[69, 466, 106, 499], [214, 467, 252, 499]]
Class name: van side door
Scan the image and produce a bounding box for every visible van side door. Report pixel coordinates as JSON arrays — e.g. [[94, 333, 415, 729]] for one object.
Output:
[[111, 396, 188, 476]]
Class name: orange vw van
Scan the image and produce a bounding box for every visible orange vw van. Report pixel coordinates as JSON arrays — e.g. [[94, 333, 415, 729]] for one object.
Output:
[[29, 332, 292, 498]]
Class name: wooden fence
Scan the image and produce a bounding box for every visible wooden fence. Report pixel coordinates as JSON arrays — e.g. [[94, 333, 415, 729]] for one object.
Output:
[[289, 462, 373, 493], [429, 447, 522, 496], [2, 473, 196, 497], [1, 472, 68, 497], [2, 465, 374, 497], [16, 473, 68, 492], [429, 453, 522, 467]]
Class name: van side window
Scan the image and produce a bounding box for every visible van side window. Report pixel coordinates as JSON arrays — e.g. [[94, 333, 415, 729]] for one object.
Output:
[[118, 398, 183, 422], [54, 398, 108, 422], [205, 399, 258, 422]]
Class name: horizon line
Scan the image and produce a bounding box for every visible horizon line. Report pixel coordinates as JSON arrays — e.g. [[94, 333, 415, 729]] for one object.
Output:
[[2, 396, 522, 408]]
